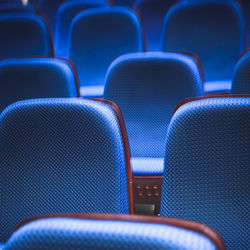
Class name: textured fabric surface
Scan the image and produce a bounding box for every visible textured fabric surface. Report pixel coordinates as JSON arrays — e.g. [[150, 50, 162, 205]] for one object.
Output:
[[162, 0, 246, 90], [105, 52, 203, 161], [5, 218, 216, 250], [131, 157, 164, 176], [55, 0, 108, 56], [0, 13, 52, 59], [68, 7, 143, 92], [0, 98, 129, 242], [160, 97, 250, 249], [232, 51, 250, 94], [0, 243, 4, 250], [0, 58, 78, 113], [134, 0, 176, 51]]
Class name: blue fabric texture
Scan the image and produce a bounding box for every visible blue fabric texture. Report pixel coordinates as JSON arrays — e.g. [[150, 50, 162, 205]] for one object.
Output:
[[162, 0, 246, 92], [0, 58, 78, 113], [134, 0, 176, 51], [55, 0, 108, 56], [0, 13, 53, 59], [104, 52, 202, 174], [114, 0, 134, 6], [0, 98, 129, 242], [68, 7, 143, 95], [5, 218, 216, 250], [160, 97, 250, 249], [232, 51, 250, 94]]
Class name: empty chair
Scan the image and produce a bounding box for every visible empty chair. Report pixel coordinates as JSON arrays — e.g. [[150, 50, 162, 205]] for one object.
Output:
[[68, 7, 144, 96], [162, 0, 246, 93], [4, 214, 225, 250], [232, 50, 250, 94], [160, 97, 250, 249], [0, 57, 80, 112], [104, 52, 203, 175], [134, 0, 176, 51], [55, 0, 108, 56], [0, 13, 53, 59], [0, 98, 133, 244]]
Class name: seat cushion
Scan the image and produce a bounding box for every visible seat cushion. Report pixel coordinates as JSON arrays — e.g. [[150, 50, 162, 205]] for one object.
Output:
[[131, 157, 164, 176], [203, 80, 231, 93]]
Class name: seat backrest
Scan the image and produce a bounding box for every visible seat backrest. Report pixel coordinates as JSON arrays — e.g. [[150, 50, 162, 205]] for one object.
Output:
[[0, 57, 79, 112], [104, 52, 203, 159], [160, 97, 250, 249], [0, 98, 133, 242], [0, 13, 53, 59], [55, 0, 108, 56], [134, 0, 176, 51], [68, 7, 143, 89], [5, 214, 225, 250], [162, 0, 246, 82], [232, 50, 250, 94]]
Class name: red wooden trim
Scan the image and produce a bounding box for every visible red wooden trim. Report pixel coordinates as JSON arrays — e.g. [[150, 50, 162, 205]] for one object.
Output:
[[88, 98, 134, 214], [57, 57, 81, 98], [16, 213, 225, 250], [173, 94, 250, 115], [237, 49, 250, 61]]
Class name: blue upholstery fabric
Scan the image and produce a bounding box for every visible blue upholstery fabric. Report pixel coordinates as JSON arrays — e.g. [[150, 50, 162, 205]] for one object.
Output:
[[105, 52, 202, 175], [68, 7, 143, 96], [0, 243, 4, 250], [134, 0, 176, 51], [162, 0, 246, 93], [0, 58, 78, 113], [0, 13, 53, 59], [55, 0, 108, 57], [241, 0, 250, 47], [232, 51, 250, 94], [0, 3, 34, 13], [0, 0, 21, 3], [160, 97, 250, 249], [0, 98, 129, 242], [5, 218, 216, 250]]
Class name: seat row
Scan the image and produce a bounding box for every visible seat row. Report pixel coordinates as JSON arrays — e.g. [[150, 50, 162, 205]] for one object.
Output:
[[0, 50, 249, 173], [0, 95, 249, 249], [0, 0, 248, 95]]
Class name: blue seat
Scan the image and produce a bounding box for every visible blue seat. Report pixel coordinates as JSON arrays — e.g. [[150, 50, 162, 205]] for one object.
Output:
[[4, 214, 225, 250], [134, 0, 176, 51], [0, 13, 53, 59], [68, 7, 144, 97], [0, 57, 80, 112], [162, 0, 246, 93], [231, 50, 250, 94], [55, 0, 108, 57], [0, 98, 133, 244], [160, 97, 250, 249], [104, 52, 203, 175]]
